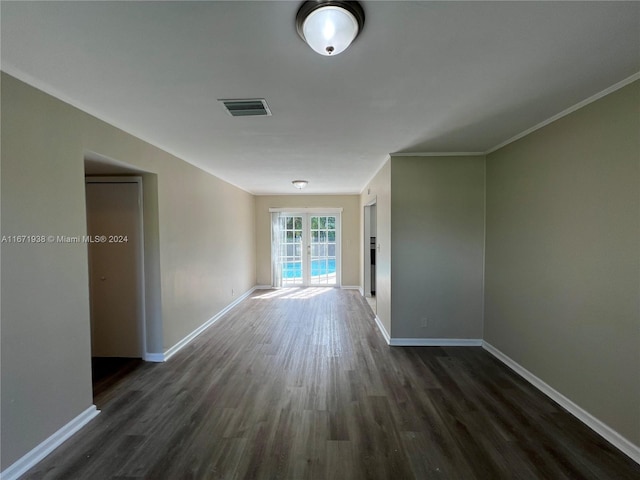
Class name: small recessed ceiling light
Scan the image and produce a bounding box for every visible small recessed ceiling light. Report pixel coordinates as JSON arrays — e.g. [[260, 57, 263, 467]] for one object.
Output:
[[292, 180, 308, 189]]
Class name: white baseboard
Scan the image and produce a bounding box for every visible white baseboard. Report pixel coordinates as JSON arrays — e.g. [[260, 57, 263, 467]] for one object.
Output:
[[373, 315, 391, 344], [483, 341, 640, 465], [143, 352, 165, 362], [254, 284, 272, 290], [0, 405, 100, 480], [341, 285, 361, 290], [359, 286, 364, 296], [389, 338, 483, 347], [163, 286, 257, 361]]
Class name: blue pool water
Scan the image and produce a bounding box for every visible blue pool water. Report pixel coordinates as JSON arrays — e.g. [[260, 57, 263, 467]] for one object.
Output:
[[283, 259, 336, 278]]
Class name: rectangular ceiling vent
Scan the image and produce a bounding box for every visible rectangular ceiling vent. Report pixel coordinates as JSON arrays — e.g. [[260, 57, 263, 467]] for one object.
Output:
[[219, 98, 272, 117]]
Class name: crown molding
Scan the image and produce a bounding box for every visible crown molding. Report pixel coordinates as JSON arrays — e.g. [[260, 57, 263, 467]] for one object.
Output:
[[486, 71, 640, 154], [391, 152, 485, 157], [389, 72, 640, 159]]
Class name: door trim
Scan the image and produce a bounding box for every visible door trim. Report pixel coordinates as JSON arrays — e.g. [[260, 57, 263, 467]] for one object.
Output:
[[363, 197, 376, 298], [269, 207, 343, 214], [85, 176, 147, 358], [270, 208, 343, 287]]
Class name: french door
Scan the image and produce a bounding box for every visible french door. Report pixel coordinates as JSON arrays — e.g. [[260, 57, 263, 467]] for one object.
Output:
[[272, 211, 340, 287]]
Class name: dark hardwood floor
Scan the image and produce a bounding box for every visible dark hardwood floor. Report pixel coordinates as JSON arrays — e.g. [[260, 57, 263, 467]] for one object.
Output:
[[22, 288, 639, 479]]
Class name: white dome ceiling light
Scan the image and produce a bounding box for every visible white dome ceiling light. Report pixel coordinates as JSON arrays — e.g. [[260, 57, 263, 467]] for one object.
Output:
[[296, 1, 365, 56]]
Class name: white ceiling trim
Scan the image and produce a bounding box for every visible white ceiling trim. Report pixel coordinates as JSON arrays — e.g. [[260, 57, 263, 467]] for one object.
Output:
[[269, 207, 343, 213], [4, 64, 638, 193], [485, 71, 640, 155], [3, 2, 638, 195], [1, 63, 255, 195], [391, 152, 485, 157], [389, 71, 640, 159], [2, 63, 180, 165]]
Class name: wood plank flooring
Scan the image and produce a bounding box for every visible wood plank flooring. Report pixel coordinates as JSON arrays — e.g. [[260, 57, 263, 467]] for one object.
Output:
[[21, 288, 640, 479]]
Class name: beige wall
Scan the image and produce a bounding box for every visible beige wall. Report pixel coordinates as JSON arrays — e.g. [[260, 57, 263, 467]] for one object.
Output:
[[255, 195, 360, 287], [361, 161, 392, 335], [485, 81, 640, 445], [390, 156, 485, 339], [1, 73, 257, 469]]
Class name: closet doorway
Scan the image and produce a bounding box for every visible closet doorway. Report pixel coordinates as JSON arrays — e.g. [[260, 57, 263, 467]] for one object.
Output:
[[85, 177, 146, 361]]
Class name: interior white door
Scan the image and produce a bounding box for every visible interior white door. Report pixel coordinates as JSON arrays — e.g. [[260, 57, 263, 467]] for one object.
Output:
[[86, 180, 143, 357]]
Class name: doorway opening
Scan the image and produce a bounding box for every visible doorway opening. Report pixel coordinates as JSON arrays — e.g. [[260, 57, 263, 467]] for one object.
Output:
[[271, 209, 342, 287], [364, 201, 377, 313], [85, 176, 146, 401], [84, 153, 163, 403]]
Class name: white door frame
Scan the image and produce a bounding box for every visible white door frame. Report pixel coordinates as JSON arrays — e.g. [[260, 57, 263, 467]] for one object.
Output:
[[85, 176, 147, 358], [270, 207, 342, 287]]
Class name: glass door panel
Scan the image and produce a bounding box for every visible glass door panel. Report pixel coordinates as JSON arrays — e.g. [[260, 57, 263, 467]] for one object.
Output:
[[309, 215, 337, 285], [279, 215, 304, 286]]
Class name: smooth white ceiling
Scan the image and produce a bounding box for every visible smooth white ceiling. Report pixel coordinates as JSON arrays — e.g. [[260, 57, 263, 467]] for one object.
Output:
[[2, 1, 639, 194]]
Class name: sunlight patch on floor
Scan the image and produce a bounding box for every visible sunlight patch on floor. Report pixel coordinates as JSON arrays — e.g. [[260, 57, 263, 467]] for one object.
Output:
[[253, 287, 333, 300]]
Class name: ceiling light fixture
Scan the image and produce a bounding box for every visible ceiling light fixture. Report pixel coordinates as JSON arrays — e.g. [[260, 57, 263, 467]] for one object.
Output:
[[292, 180, 309, 189], [296, 1, 365, 56]]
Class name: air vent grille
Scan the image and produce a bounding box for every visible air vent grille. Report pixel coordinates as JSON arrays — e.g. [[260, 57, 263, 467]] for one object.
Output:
[[219, 98, 272, 117]]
